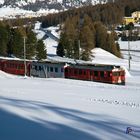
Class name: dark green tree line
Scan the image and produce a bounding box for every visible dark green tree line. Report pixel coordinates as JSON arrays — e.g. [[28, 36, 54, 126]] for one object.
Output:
[[0, 23, 47, 60], [57, 15, 122, 60]]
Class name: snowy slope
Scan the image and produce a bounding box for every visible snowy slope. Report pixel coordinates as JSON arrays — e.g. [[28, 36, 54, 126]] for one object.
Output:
[[0, 71, 140, 140], [0, 21, 140, 140], [34, 23, 140, 77], [0, 0, 109, 19], [0, 40, 140, 140]]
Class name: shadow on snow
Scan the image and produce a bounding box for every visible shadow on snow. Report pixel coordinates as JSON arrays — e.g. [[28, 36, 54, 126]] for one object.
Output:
[[0, 96, 140, 140]]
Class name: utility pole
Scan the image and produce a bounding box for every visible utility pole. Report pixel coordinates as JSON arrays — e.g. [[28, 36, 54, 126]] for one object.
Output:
[[128, 35, 131, 71], [78, 39, 80, 60], [23, 37, 27, 77]]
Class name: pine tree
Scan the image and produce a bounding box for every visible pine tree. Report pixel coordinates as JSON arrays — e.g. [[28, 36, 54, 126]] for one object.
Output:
[[106, 33, 122, 58], [94, 21, 108, 50], [0, 23, 8, 56], [26, 28, 37, 59], [7, 27, 13, 57], [10, 28, 24, 58], [36, 39, 47, 60], [80, 25, 95, 61], [57, 42, 65, 57], [63, 18, 78, 58]]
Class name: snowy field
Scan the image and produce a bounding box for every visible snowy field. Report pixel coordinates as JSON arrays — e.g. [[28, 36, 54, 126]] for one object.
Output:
[[0, 24, 140, 140], [0, 71, 140, 140]]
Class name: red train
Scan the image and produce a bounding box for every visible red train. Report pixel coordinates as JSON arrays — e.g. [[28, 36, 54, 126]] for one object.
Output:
[[0, 58, 125, 85], [64, 64, 125, 85], [0, 58, 31, 76]]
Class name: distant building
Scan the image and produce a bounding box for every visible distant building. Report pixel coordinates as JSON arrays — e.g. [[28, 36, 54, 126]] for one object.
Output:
[[123, 17, 136, 25], [123, 11, 140, 25], [132, 11, 140, 22]]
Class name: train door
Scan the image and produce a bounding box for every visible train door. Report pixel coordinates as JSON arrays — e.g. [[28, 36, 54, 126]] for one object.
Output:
[[94, 71, 98, 81], [120, 71, 125, 85]]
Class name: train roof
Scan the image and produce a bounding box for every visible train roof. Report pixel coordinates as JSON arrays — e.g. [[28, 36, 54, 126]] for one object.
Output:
[[66, 63, 124, 71], [32, 59, 66, 65], [0, 57, 32, 62], [0, 56, 124, 71]]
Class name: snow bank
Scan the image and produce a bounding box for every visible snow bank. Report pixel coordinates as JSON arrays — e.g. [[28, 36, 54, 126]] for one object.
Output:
[[0, 70, 16, 79]]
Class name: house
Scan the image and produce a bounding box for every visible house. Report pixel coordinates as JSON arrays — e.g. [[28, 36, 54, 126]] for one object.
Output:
[[132, 11, 140, 21], [123, 11, 140, 25], [123, 17, 136, 25]]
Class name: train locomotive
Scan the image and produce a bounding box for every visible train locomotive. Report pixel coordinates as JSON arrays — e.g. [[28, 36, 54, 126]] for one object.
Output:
[[0, 58, 125, 85], [64, 64, 125, 85]]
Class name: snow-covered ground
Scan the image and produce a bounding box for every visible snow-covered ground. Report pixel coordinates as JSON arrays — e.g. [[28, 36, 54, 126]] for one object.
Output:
[[0, 6, 59, 19], [0, 24, 140, 140]]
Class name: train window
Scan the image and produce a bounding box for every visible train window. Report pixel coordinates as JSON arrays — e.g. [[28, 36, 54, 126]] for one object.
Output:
[[94, 71, 98, 77], [74, 69, 78, 75], [79, 69, 82, 75], [17, 65, 20, 70], [35, 66, 37, 70], [84, 70, 86, 75], [14, 64, 16, 69], [47, 66, 49, 72], [100, 71, 104, 77], [120, 71, 124, 76], [90, 71, 93, 75], [55, 67, 58, 73], [50, 67, 53, 72], [65, 68, 68, 73], [32, 65, 35, 69], [107, 72, 110, 77], [13, 64, 15, 68], [7, 63, 9, 68], [39, 66, 42, 71], [113, 72, 120, 76], [69, 69, 71, 74], [61, 68, 64, 72], [113, 72, 116, 76]]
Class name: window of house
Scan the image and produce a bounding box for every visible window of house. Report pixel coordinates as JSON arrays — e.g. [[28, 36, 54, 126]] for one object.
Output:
[[35, 65, 37, 70], [55, 67, 58, 73], [50, 67, 53, 72], [39, 66, 42, 71], [61, 68, 64, 72], [47, 66, 49, 72]]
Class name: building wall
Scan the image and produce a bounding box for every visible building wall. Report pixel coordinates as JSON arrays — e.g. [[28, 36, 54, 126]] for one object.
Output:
[[132, 11, 140, 19], [123, 17, 135, 25], [30, 62, 65, 78]]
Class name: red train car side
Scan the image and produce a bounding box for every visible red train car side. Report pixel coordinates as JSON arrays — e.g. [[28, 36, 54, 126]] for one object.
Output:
[[64, 64, 125, 85], [0, 59, 31, 76]]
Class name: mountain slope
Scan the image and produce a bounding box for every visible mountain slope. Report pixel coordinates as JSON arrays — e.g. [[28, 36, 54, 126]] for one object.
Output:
[[0, 0, 111, 12]]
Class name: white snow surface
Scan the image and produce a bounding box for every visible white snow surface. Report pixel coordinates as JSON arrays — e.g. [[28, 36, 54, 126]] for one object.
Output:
[[0, 24, 140, 139], [0, 71, 140, 140]]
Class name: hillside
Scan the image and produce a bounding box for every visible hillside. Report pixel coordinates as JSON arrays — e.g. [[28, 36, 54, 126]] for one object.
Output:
[[0, 0, 109, 19], [34, 22, 140, 77]]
